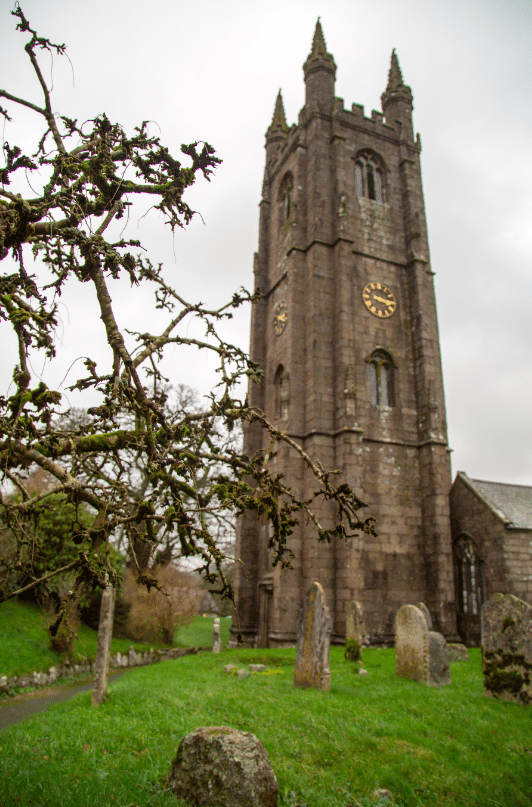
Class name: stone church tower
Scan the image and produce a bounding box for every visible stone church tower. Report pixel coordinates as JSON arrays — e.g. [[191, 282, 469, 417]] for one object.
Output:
[[232, 21, 458, 646]]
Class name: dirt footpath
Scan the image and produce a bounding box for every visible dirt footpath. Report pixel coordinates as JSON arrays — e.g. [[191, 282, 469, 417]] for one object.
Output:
[[0, 669, 127, 730]]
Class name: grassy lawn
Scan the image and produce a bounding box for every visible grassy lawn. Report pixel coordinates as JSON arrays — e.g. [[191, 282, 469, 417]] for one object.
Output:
[[175, 614, 231, 648], [0, 645, 531, 807], [0, 600, 225, 677]]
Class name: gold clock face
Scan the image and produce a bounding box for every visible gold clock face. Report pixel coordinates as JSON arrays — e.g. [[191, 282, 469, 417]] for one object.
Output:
[[362, 282, 396, 318], [273, 301, 288, 336]]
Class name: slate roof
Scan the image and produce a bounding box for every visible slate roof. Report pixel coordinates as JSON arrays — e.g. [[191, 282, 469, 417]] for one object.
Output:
[[463, 474, 532, 530]]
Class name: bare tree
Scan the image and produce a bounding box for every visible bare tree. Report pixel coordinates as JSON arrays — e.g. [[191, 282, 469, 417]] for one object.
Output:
[[0, 7, 375, 699]]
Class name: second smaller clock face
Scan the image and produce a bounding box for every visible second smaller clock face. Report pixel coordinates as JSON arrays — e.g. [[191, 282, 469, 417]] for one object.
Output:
[[362, 282, 397, 319], [273, 301, 288, 335]]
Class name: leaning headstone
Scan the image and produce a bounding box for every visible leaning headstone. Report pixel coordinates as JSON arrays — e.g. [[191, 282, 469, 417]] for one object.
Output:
[[237, 669, 250, 679], [448, 643, 469, 662], [249, 664, 267, 673], [416, 602, 433, 630], [213, 617, 221, 654], [294, 581, 332, 691], [223, 663, 236, 674], [481, 592, 532, 704], [395, 604, 451, 686], [345, 600, 363, 661], [169, 726, 278, 807]]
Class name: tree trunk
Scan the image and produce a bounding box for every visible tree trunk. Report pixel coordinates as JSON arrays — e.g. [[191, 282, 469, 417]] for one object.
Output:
[[91, 577, 115, 707]]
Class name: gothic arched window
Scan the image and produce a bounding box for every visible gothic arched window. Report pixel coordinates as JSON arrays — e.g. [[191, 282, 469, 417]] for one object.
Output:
[[355, 153, 385, 203], [454, 534, 483, 615], [367, 350, 394, 407], [274, 365, 289, 420], [279, 173, 294, 224]]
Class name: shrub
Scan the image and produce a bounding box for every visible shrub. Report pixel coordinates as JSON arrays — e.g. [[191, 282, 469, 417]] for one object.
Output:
[[122, 565, 201, 645], [344, 638, 362, 662]]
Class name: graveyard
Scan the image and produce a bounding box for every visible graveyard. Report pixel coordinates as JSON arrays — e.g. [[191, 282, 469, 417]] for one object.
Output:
[[1, 609, 531, 807]]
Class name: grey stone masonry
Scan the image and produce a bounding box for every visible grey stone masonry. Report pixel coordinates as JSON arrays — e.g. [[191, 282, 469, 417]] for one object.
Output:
[[294, 582, 332, 690], [481, 592, 532, 704], [231, 20, 458, 650]]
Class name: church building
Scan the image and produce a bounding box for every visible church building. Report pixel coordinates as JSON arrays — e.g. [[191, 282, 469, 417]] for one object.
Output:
[[232, 21, 460, 646]]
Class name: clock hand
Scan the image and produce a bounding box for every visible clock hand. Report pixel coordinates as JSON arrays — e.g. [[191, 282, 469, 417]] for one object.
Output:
[[374, 295, 395, 306]]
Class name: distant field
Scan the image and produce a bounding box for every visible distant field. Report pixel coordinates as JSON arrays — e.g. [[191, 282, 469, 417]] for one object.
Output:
[[1, 645, 531, 807], [0, 599, 228, 677], [175, 613, 231, 647]]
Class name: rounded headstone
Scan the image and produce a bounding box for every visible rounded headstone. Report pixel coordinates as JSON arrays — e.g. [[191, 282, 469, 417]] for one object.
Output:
[[395, 604, 430, 684]]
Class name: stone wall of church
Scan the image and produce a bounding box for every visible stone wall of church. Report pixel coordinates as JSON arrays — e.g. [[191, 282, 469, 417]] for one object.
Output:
[[450, 477, 532, 606]]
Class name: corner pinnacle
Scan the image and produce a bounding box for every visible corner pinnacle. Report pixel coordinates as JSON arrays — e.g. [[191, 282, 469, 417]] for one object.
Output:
[[271, 90, 287, 131], [381, 49, 413, 115], [311, 18, 328, 57], [266, 90, 288, 141], [386, 50, 406, 92], [303, 18, 336, 77]]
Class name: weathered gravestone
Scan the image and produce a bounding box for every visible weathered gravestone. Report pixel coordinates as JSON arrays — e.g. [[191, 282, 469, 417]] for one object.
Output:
[[448, 643, 469, 662], [428, 631, 451, 686], [213, 617, 221, 654], [294, 581, 332, 690], [481, 592, 532, 704], [416, 601, 433, 630], [169, 726, 278, 807], [345, 600, 363, 661], [395, 604, 451, 686]]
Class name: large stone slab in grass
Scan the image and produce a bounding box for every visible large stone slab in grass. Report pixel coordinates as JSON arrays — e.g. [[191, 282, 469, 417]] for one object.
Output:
[[428, 630, 451, 686], [395, 604, 451, 686], [481, 593, 532, 704], [169, 726, 278, 807], [294, 581, 332, 690]]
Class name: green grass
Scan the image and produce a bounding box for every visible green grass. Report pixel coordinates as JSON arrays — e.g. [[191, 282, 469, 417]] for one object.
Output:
[[175, 614, 231, 648], [0, 600, 216, 677], [0, 646, 531, 807]]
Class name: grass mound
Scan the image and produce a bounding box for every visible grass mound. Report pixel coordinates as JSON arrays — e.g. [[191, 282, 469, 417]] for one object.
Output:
[[0, 600, 227, 679], [0, 645, 531, 807]]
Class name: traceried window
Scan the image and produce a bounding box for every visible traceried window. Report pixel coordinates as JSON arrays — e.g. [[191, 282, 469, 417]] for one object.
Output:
[[454, 534, 483, 615], [274, 365, 289, 420], [279, 173, 294, 224], [355, 153, 385, 203], [368, 350, 394, 407]]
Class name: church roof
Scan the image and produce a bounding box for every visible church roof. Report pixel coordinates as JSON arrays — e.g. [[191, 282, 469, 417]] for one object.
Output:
[[457, 472, 532, 529]]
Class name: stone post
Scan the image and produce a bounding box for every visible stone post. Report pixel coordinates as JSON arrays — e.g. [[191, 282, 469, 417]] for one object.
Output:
[[212, 617, 221, 654], [294, 582, 332, 690], [91, 578, 115, 707]]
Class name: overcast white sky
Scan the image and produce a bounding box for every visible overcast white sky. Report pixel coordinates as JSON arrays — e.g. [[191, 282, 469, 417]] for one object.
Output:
[[1, 0, 532, 486]]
